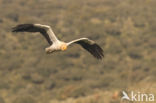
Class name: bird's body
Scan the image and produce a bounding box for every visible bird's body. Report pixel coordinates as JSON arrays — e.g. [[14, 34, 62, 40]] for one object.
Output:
[[12, 24, 104, 59], [45, 41, 67, 53]]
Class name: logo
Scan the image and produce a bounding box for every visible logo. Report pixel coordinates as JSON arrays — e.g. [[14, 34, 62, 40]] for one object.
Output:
[[121, 91, 155, 102]]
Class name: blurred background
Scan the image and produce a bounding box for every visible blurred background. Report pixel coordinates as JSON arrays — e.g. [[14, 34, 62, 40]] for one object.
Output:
[[0, 0, 155, 103]]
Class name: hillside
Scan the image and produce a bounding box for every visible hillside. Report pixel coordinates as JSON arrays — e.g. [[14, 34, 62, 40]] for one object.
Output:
[[0, 0, 155, 103]]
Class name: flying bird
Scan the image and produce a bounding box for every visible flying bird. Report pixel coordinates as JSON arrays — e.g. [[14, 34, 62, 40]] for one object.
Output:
[[12, 24, 104, 59]]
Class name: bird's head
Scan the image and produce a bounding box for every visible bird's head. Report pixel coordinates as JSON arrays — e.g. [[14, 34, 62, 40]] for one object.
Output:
[[61, 44, 67, 51]]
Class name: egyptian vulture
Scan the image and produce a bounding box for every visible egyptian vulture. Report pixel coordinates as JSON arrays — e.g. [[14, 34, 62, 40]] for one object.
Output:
[[12, 24, 104, 59]]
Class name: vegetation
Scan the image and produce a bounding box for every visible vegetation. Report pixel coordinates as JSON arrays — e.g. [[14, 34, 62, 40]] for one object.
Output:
[[0, 0, 155, 103]]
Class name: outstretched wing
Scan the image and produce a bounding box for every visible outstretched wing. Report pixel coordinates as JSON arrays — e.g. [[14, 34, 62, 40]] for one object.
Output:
[[67, 38, 104, 59], [12, 24, 58, 45]]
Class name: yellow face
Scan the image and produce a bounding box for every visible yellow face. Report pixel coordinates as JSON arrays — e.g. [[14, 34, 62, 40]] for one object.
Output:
[[61, 44, 67, 51]]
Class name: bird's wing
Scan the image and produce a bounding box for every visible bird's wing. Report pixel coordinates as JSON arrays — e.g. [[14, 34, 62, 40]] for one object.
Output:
[[67, 38, 104, 59], [12, 24, 59, 45]]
